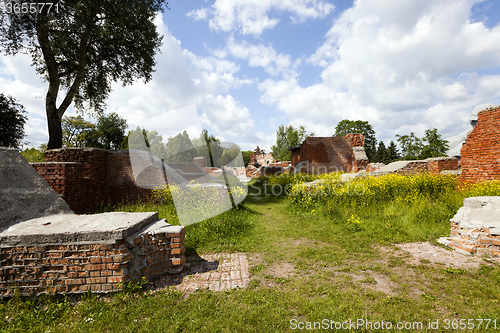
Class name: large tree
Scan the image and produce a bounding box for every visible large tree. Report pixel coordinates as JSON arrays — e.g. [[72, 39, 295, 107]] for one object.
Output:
[[0, 93, 27, 148], [94, 112, 128, 150], [419, 128, 449, 159], [165, 130, 195, 163], [0, 0, 168, 149], [271, 125, 312, 161], [396, 132, 423, 160], [334, 119, 377, 160], [62, 115, 96, 147]]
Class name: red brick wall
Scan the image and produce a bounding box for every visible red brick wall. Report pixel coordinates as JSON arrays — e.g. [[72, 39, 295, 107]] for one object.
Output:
[[345, 134, 365, 147], [0, 228, 185, 297], [107, 151, 158, 206], [290, 148, 301, 167], [31, 148, 167, 213], [449, 222, 500, 256], [461, 107, 500, 182], [427, 157, 459, 174], [293, 137, 359, 173]]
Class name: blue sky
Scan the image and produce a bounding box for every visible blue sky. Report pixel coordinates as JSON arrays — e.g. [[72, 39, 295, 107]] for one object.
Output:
[[2, 0, 500, 153]]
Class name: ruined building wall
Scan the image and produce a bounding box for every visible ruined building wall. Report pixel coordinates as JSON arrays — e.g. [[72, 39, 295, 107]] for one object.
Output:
[[461, 107, 500, 182], [31, 148, 108, 213], [291, 134, 368, 173], [31, 148, 163, 213]]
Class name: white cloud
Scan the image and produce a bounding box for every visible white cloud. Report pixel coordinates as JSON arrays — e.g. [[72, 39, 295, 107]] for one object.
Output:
[[260, 0, 500, 143], [188, 0, 335, 35], [225, 37, 294, 76], [0, 14, 258, 148]]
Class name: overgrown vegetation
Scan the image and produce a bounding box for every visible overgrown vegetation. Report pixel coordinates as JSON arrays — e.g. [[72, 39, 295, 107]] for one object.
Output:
[[2, 174, 500, 332]]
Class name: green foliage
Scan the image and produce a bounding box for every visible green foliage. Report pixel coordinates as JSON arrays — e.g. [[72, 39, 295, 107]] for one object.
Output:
[[396, 132, 423, 160], [62, 113, 127, 150], [373, 141, 388, 163], [0, 0, 168, 148], [124, 127, 166, 160], [95, 112, 128, 150], [397, 128, 449, 160], [458, 180, 500, 197], [164, 130, 195, 163], [334, 120, 377, 160], [192, 129, 222, 167], [0, 93, 27, 148], [20, 147, 44, 162], [117, 277, 149, 294], [386, 140, 399, 163], [373, 140, 400, 164], [271, 125, 312, 161], [241, 150, 253, 167], [419, 128, 450, 158], [62, 116, 96, 147]]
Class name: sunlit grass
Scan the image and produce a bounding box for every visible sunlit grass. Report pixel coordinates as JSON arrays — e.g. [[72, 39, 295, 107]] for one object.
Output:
[[3, 174, 500, 332]]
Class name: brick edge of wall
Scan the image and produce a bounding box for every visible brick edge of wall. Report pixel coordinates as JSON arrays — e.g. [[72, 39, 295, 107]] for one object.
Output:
[[0, 225, 185, 298], [448, 221, 500, 257]]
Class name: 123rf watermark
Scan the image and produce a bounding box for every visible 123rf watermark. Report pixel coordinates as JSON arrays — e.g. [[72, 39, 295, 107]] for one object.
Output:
[[290, 318, 498, 330]]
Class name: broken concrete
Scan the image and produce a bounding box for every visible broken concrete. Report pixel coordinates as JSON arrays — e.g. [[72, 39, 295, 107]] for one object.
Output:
[[0, 148, 185, 297], [0, 212, 159, 246], [451, 197, 500, 233], [440, 196, 500, 257], [0, 147, 73, 231]]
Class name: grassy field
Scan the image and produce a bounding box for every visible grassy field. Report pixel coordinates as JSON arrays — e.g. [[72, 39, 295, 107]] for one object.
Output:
[[2, 174, 500, 332]]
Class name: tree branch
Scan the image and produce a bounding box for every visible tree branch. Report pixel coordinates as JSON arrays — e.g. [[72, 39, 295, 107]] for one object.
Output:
[[36, 9, 60, 117], [56, 20, 93, 117]]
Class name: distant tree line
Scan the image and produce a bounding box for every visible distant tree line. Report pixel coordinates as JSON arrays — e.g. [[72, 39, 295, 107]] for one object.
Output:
[[270, 119, 449, 165], [123, 128, 249, 168]]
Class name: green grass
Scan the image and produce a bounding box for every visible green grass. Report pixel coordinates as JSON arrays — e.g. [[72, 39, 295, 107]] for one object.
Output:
[[2, 175, 500, 332]]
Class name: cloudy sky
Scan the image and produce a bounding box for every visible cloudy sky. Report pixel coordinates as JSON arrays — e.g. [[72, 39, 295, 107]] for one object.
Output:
[[2, 0, 500, 152]]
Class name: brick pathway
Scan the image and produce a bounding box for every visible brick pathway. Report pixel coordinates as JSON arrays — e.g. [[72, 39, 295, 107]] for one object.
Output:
[[150, 252, 250, 292]]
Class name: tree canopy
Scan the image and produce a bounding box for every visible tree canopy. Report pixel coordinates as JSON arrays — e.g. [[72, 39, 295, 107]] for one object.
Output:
[[419, 128, 449, 159], [62, 112, 127, 150], [271, 125, 312, 161], [0, 93, 27, 148], [334, 120, 377, 160], [62, 116, 96, 147], [0, 0, 168, 149], [396, 129, 448, 160]]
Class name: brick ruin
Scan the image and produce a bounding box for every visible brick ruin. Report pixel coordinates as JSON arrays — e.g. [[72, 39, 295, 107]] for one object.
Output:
[[0, 148, 186, 297], [460, 106, 500, 182], [249, 151, 274, 166], [30, 148, 160, 214], [439, 106, 500, 257], [290, 134, 369, 174], [441, 197, 500, 257]]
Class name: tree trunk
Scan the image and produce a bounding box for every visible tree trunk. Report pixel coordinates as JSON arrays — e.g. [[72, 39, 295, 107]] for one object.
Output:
[[47, 108, 62, 149]]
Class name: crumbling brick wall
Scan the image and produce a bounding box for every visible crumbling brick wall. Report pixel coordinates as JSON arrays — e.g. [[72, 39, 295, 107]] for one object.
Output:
[[291, 134, 368, 173], [427, 157, 459, 174], [31, 148, 164, 213], [31, 148, 108, 213], [0, 226, 185, 297], [461, 107, 500, 182], [107, 151, 156, 206]]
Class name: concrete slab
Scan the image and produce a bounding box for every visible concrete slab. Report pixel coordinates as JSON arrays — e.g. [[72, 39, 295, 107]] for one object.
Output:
[[0, 212, 159, 245], [0, 147, 73, 230], [452, 196, 500, 233]]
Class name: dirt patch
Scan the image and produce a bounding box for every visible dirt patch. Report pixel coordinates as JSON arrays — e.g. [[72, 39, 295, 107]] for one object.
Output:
[[389, 242, 500, 269], [268, 261, 295, 278]]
